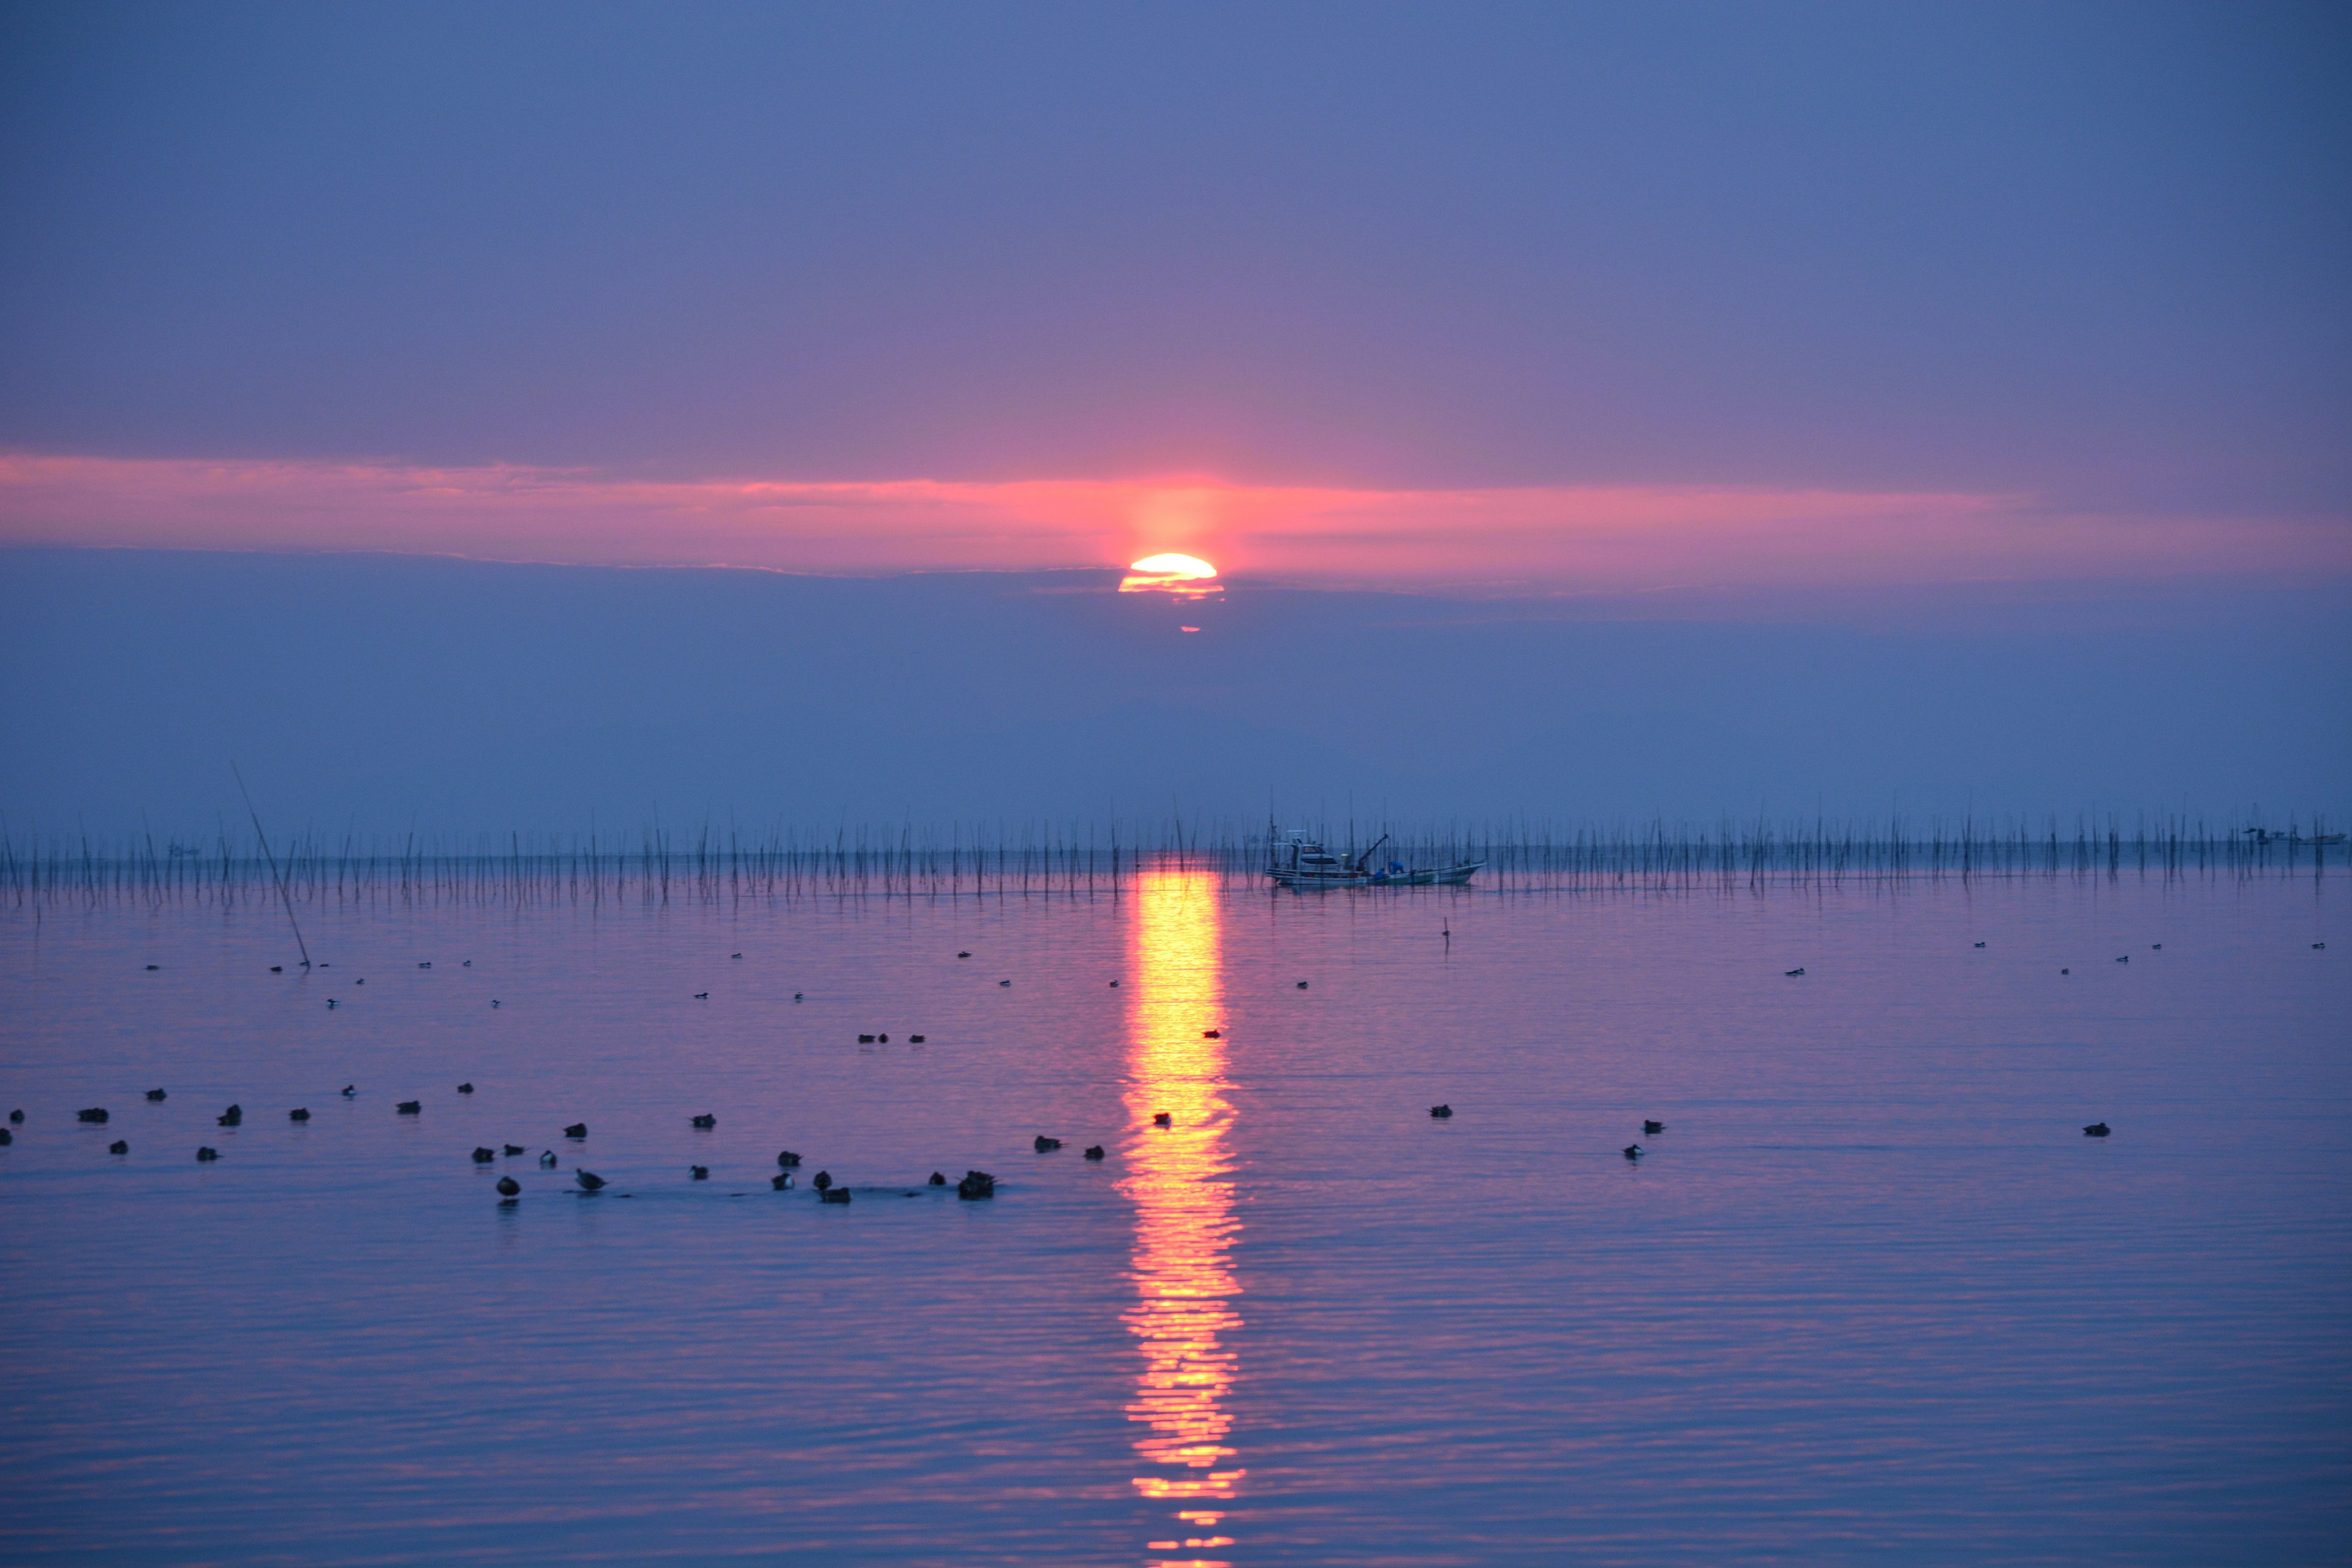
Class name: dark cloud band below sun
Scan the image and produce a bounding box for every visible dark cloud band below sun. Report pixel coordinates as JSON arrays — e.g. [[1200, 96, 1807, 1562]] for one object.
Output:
[[0, 453, 2338, 595]]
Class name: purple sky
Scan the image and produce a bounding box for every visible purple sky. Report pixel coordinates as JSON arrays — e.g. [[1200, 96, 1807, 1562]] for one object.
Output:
[[2, 2, 2346, 589], [0, 4, 2345, 831]]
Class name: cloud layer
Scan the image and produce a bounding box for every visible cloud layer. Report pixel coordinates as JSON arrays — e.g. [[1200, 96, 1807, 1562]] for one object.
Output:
[[4, 453, 2335, 595]]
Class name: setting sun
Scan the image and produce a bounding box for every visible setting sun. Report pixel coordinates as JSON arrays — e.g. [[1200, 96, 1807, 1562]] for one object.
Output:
[[1120, 553, 1221, 597]]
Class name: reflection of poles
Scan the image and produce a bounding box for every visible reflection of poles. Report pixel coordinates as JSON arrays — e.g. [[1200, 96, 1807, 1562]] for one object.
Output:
[[1123, 862, 1245, 1526]]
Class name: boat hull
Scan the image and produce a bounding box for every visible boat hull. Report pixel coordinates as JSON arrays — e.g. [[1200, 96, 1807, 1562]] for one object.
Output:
[[1266, 861, 1483, 890]]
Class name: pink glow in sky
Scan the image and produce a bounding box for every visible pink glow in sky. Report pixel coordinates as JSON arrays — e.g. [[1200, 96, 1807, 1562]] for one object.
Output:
[[1, 453, 2339, 595]]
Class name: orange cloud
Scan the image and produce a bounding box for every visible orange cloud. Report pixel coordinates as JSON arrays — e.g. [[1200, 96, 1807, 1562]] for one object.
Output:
[[0, 452, 2338, 593]]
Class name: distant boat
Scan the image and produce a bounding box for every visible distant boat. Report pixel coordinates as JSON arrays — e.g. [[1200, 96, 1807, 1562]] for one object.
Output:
[[1265, 827, 1482, 890]]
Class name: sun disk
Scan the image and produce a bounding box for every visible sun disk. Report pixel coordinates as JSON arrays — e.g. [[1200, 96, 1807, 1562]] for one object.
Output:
[[1120, 553, 1221, 596]]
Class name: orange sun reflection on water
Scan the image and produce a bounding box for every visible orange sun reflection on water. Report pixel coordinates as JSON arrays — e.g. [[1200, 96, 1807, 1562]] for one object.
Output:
[[1123, 861, 1243, 1563]]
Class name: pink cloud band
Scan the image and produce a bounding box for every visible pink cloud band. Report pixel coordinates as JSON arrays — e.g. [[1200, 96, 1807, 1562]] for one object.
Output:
[[0, 452, 2338, 593]]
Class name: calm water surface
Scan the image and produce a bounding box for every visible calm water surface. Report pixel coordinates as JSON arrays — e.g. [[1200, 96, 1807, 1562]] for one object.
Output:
[[2, 870, 2345, 1565]]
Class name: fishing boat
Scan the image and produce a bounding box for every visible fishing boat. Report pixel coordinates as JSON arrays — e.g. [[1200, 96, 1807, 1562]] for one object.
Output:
[[1265, 827, 1483, 889]]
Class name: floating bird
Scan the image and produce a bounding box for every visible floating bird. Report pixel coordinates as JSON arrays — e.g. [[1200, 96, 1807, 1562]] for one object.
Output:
[[1623, 1144, 1645, 1159], [731, 953, 742, 960], [2116, 955, 2129, 963], [957, 951, 971, 959], [503, 1144, 524, 1156], [326, 999, 338, 1009], [564, 1123, 587, 1139], [692, 1114, 716, 1129], [1430, 1104, 1453, 1119], [109, 1139, 127, 1155], [9, 1109, 22, 1122], [491, 1000, 501, 1008], [771, 1172, 794, 1190], [463, 960, 472, 967], [1084, 1145, 1106, 1161], [77, 1107, 109, 1124], [859, 1035, 875, 1043], [146, 964, 159, 971], [929, 1170, 947, 1185], [1644, 1120, 1665, 1134], [146, 1089, 167, 1102], [957, 1170, 995, 1200], [690, 1166, 709, 1180], [195, 1146, 219, 1161], [998, 979, 1011, 987], [575, 1170, 607, 1192], [270, 965, 282, 973], [820, 1187, 851, 1204], [2083, 1122, 2111, 1137], [288, 1108, 310, 1122], [397, 1101, 421, 1115], [1033, 1136, 1061, 1152], [2316, 943, 2328, 950], [909, 1035, 925, 1043], [1973, 942, 1986, 948], [217, 1104, 243, 1127], [1297, 981, 1309, 989], [458, 1082, 474, 1094], [777, 1150, 802, 1167], [2152, 944, 2162, 950], [471, 1147, 496, 1164], [812, 1170, 834, 1191], [0, 1128, 10, 1145], [2060, 968, 2071, 975], [355, 979, 364, 986], [1153, 1112, 1172, 1128], [539, 1150, 557, 1168], [694, 992, 709, 1000], [793, 993, 804, 1001], [1108, 980, 1120, 987], [341, 1085, 355, 1097], [418, 962, 431, 970], [496, 1176, 520, 1197], [1784, 968, 1806, 977]]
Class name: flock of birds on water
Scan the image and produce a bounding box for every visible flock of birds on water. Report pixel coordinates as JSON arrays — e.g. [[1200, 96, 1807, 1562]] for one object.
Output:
[[6, 934, 2333, 1191]]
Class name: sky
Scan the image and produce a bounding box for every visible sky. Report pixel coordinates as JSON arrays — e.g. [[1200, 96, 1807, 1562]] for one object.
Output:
[[4, 548, 2343, 839], [0, 2, 2345, 831]]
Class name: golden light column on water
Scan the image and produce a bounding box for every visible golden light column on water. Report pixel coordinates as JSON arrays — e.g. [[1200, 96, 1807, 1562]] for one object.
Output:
[[1123, 860, 1244, 1562]]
